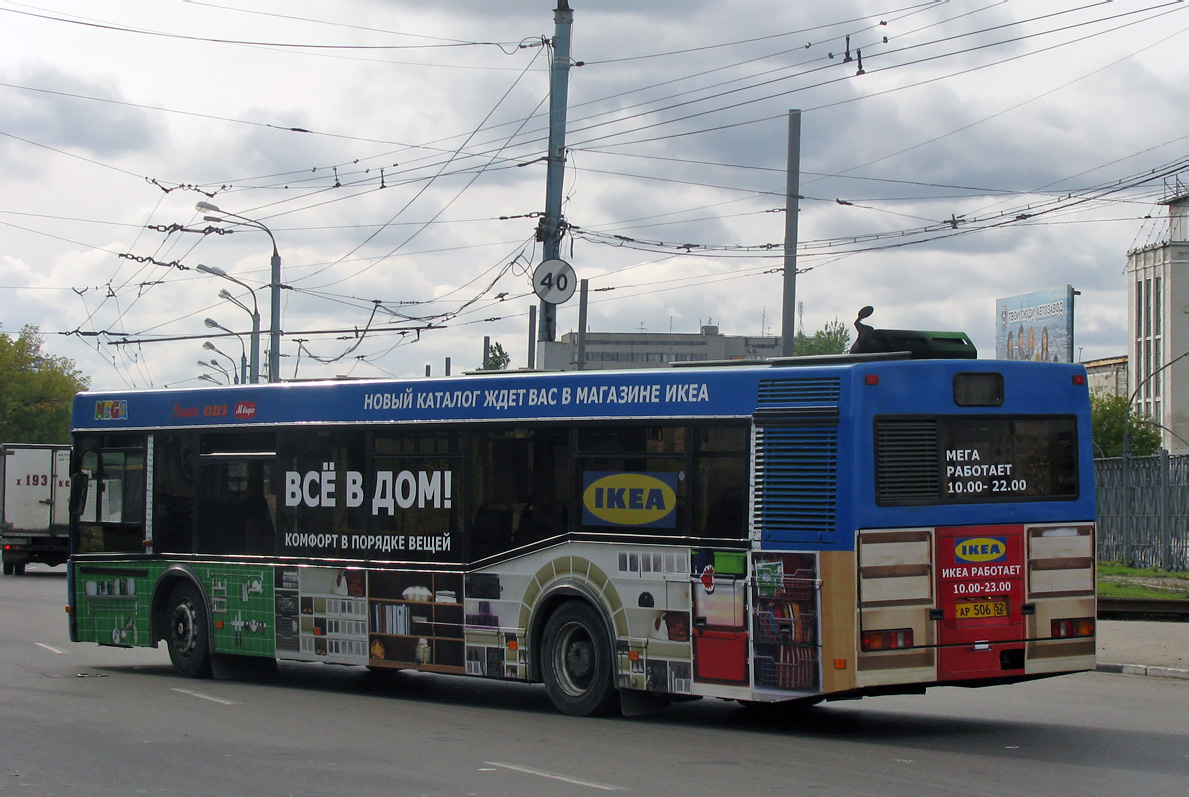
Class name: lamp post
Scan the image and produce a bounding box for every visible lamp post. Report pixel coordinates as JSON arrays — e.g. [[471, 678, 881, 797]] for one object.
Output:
[[196, 201, 282, 382], [1119, 348, 1189, 566], [197, 263, 261, 384], [197, 359, 231, 384], [202, 341, 238, 384], [204, 317, 248, 385], [198, 374, 222, 386], [1122, 349, 1189, 457]]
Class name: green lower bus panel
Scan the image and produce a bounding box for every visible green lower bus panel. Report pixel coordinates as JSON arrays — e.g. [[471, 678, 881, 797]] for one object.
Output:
[[74, 561, 167, 648], [73, 562, 276, 659]]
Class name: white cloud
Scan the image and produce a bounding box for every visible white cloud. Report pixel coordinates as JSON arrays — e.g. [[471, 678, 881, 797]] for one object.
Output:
[[2, 0, 1187, 388]]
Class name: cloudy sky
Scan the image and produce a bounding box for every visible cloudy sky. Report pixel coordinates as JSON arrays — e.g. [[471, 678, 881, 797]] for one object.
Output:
[[3, 0, 1188, 389]]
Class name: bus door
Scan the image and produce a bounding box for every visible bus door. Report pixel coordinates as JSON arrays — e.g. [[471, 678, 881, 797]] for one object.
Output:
[[935, 525, 1026, 679]]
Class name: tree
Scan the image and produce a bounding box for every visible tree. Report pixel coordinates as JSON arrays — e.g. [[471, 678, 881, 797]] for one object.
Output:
[[794, 318, 851, 356], [0, 325, 90, 444], [484, 341, 511, 371], [1089, 392, 1161, 458]]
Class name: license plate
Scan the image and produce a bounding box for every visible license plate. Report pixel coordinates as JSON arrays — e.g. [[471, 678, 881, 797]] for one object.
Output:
[[4, 537, 30, 546], [956, 599, 1008, 619]]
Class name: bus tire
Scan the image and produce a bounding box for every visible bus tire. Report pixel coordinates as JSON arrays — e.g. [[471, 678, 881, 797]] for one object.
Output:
[[13, 563, 25, 576], [2, 562, 12, 576], [165, 581, 213, 678], [541, 601, 619, 717]]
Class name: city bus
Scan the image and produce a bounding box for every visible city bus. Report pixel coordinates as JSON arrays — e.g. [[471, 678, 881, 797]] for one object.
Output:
[[66, 351, 1096, 716]]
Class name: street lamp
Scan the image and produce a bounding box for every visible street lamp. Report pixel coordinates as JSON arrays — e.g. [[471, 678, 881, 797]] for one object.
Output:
[[204, 317, 248, 385], [1119, 348, 1189, 567], [196, 263, 261, 384], [196, 202, 282, 382], [202, 341, 238, 384], [198, 374, 222, 386], [197, 359, 231, 384], [1122, 349, 1189, 456]]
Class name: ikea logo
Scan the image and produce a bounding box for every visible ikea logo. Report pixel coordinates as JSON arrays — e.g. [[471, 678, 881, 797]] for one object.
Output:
[[582, 472, 677, 528], [955, 537, 1007, 563]]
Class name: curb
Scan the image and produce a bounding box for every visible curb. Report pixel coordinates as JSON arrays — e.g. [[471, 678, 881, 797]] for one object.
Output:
[[1097, 662, 1189, 680]]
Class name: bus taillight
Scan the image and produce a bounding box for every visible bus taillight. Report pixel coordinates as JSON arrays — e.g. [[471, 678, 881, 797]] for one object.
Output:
[[1051, 618, 1095, 639], [861, 629, 913, 651]]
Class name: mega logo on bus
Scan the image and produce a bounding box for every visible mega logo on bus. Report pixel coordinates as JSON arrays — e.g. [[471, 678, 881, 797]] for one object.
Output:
[[955, 537, 1007, 563], [582, 471, 677, 528], [94, 400, 128, 421]]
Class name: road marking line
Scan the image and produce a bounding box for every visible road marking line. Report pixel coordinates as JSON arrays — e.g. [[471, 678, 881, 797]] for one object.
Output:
[[171, 688, 237, 705], [484, 761, 626, 791], [35, 643, 66, 654]]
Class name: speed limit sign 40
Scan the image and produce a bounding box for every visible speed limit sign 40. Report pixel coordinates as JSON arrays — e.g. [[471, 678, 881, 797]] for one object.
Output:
[[532, 259, 576, 304]]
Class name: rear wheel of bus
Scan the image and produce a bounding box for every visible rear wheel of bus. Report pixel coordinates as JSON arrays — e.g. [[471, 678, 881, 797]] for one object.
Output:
[[541, 601, 619, 717], [165, 581, 213, 678]]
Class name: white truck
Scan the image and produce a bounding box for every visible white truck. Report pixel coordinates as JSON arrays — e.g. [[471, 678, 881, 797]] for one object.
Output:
[[1, 443, 71, 576]]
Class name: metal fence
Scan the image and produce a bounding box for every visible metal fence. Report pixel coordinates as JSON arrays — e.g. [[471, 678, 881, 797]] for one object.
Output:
[[1095, 451, 1189, 571]]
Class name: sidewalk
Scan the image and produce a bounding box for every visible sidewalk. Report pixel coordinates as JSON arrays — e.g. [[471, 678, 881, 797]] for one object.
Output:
[[1097, 618, 1189, 680]]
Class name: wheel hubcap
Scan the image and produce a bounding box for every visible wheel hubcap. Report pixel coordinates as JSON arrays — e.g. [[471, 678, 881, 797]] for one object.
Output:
[[555, 622, 596, 696], [170, 599, 198, 659]]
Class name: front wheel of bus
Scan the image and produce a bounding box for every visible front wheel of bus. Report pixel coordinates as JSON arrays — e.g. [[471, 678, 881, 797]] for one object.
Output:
[[166, 581, 213, 678], [541, 601, 618, 717]]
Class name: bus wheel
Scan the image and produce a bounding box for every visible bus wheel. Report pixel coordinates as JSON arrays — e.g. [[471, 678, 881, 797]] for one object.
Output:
[[2, 562, 12, 576], [13, 563, 25, 576], [165, 581, 213, 678], [541, 601, 618, 717]]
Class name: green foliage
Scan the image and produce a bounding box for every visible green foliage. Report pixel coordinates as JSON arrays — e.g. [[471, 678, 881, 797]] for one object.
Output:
[[1089, 392, 1161, 458], [484, 341, 511, 371], [0, 325, 90, 444], [793, 318, 851, 356]]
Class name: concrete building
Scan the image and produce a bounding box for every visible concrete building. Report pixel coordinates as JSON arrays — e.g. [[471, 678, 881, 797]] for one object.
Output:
[[1083, 355, 1127, 398], [1126, 185, 1189, 454], [537, 324, 779, 371]]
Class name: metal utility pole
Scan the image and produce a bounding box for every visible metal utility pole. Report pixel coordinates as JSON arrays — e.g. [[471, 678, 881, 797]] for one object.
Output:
[[577, 278, 589, 370], [527, 305, 537, 369], [781, 109, 801, 357], [537, 1, 574, 344]]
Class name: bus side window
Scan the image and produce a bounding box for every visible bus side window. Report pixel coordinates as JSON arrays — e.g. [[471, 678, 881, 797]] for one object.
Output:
[[471, 504, 513, 560], [467, 427, 569, 560], [194, 432, 277, 556], [154, 434, 196, 554], [694, 425, 750, 539], [702, 485, 748, 539], [516, 501, 567, 544], [70, 441, 146, 553]]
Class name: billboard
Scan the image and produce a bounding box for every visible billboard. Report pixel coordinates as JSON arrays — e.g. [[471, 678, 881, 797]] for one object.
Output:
[[995, 285, 1075, 362]]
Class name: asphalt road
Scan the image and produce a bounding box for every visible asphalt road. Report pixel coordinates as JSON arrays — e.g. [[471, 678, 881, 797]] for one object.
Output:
[[3, 565, 1187, 795]]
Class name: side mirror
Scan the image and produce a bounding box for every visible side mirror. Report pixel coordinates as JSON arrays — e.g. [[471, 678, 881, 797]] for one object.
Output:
[[70, 473, 90, 517]]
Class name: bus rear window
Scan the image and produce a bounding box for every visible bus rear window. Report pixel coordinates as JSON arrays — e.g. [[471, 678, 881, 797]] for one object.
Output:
[[875, 416, 1078, 506]]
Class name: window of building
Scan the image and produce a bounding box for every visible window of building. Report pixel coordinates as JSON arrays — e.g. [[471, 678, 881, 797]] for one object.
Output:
[[1155, 276, 1162, 336], [1144, 340, 1152, 399], [1144, 277, 1152, 337]]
